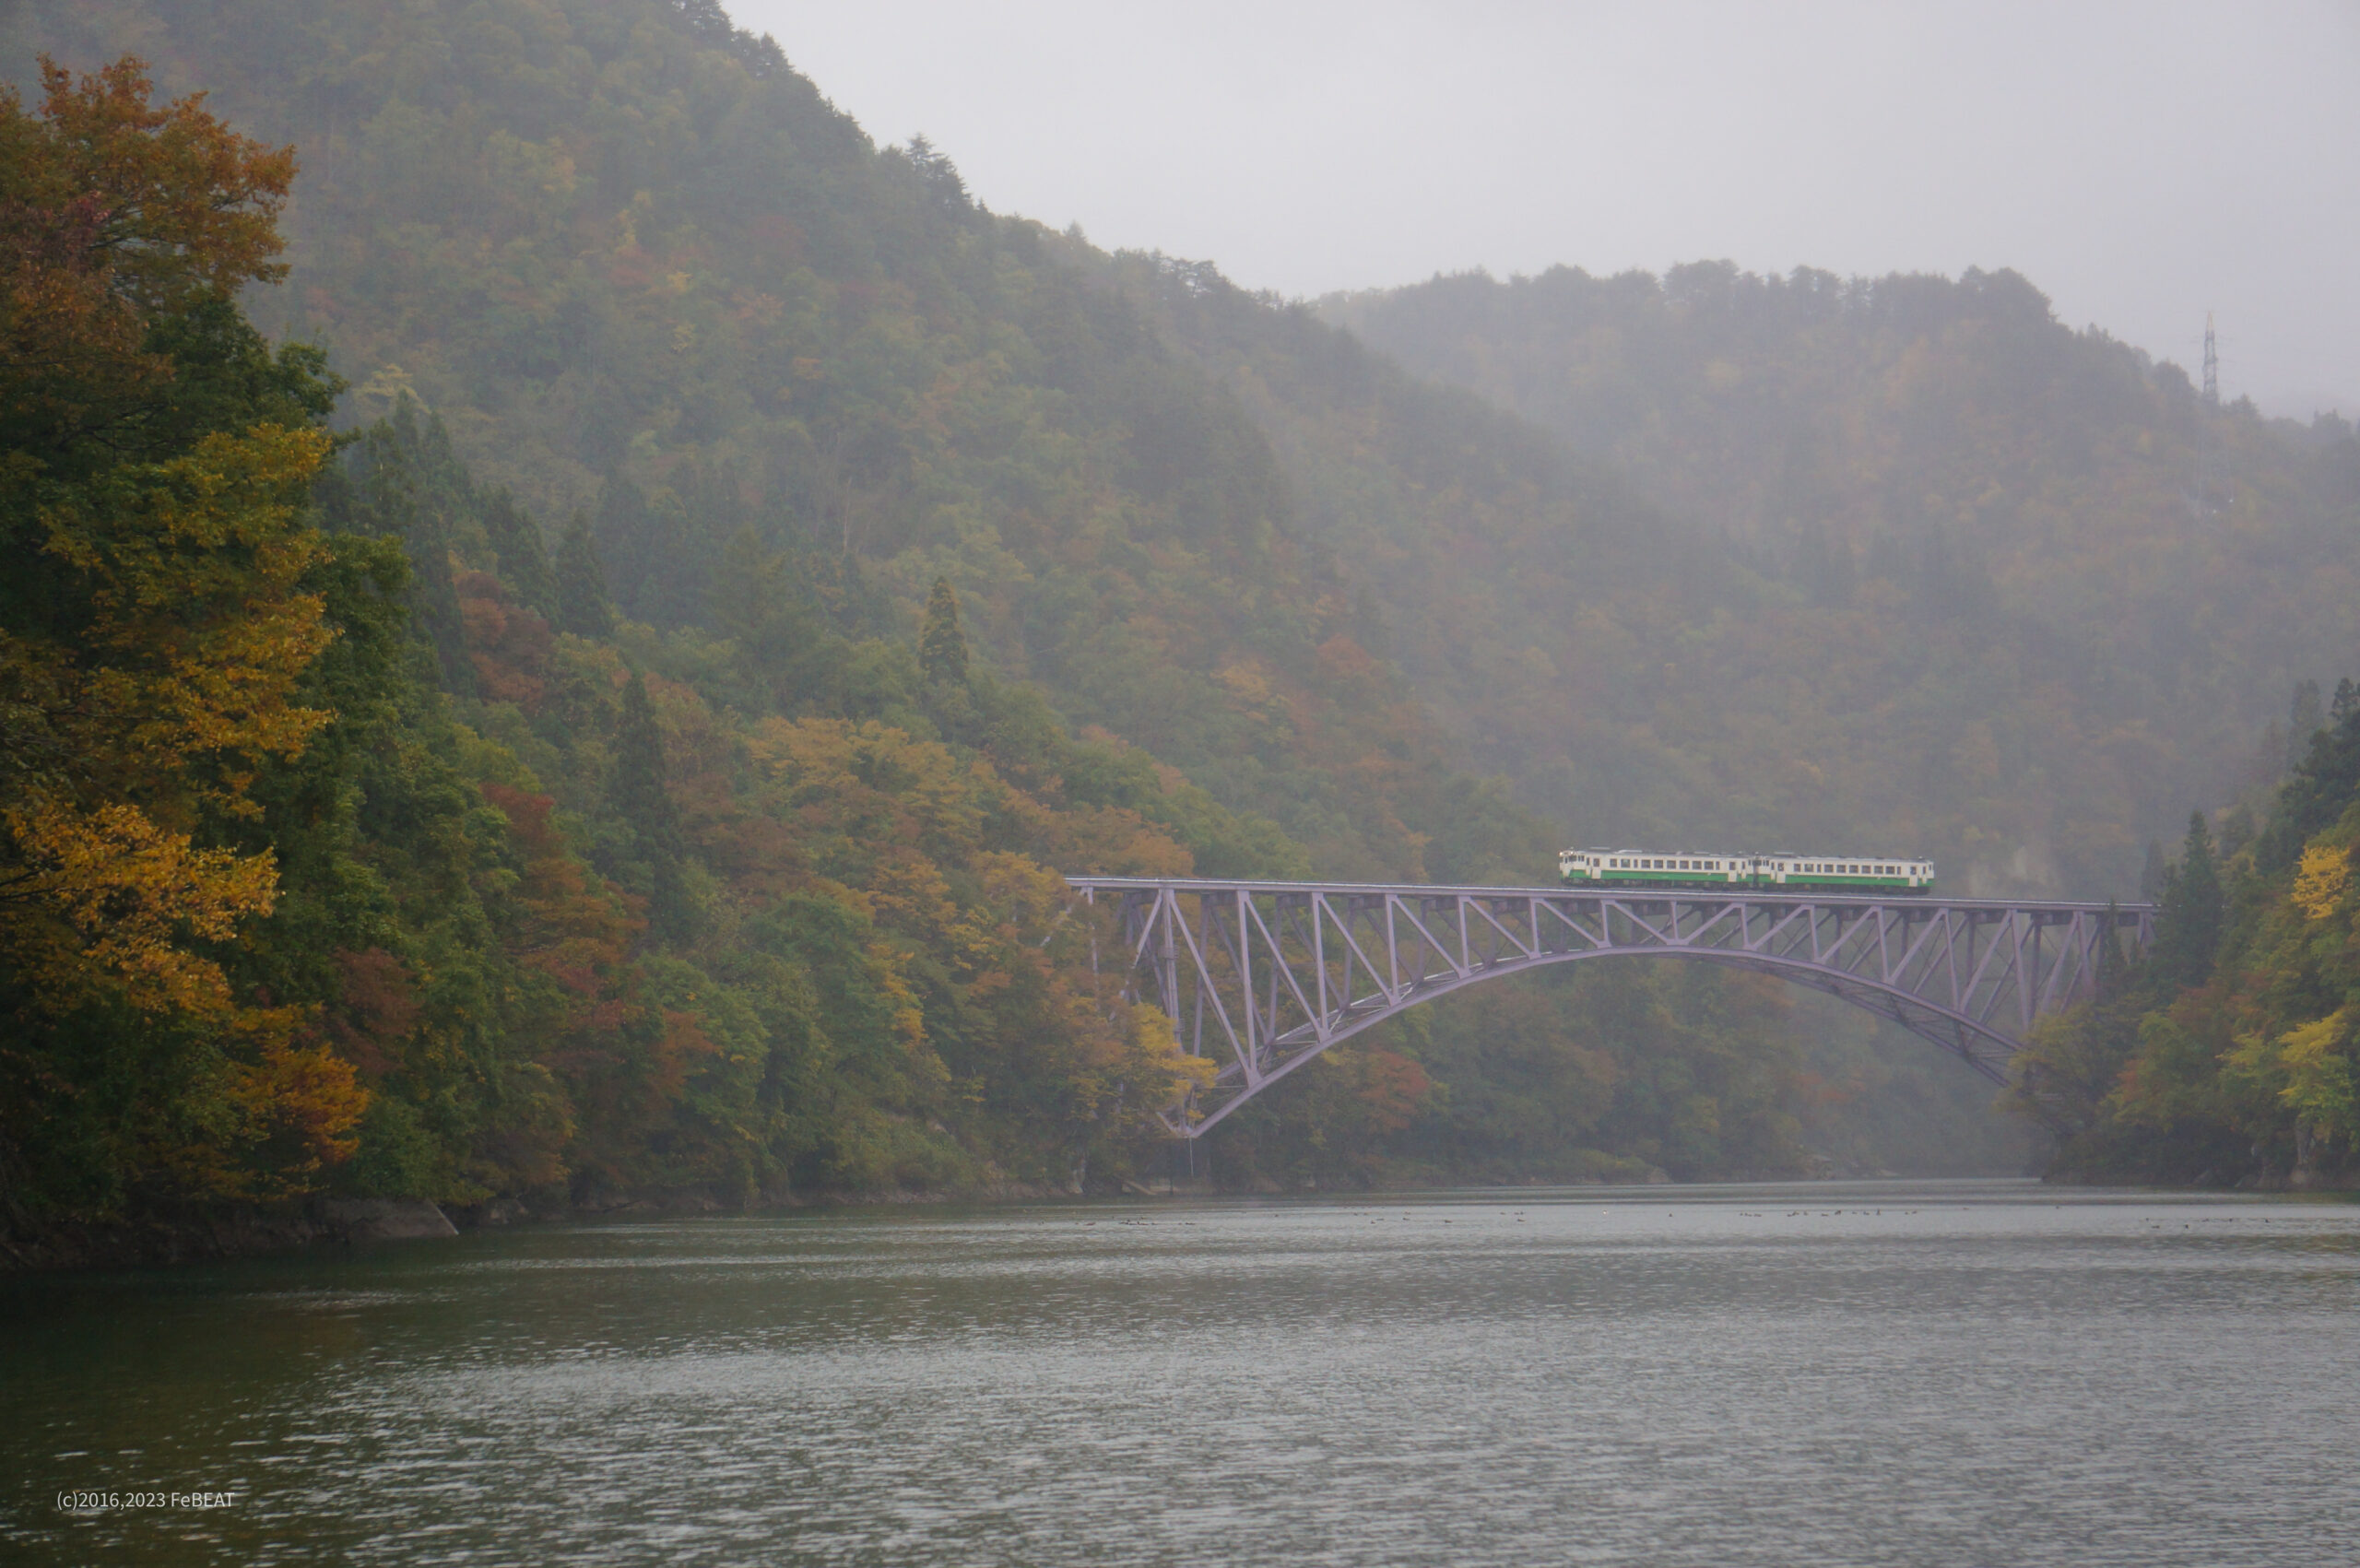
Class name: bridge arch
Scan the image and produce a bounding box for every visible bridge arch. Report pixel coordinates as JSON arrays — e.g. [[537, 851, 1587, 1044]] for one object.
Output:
[[1066, 878, 2153, 1137]]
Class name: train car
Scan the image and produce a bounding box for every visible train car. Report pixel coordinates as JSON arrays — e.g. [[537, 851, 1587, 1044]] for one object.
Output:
[[1557, 848, 1753, 889], [1558, 848, 1936, 894], [1759, 854, 1935, 893]]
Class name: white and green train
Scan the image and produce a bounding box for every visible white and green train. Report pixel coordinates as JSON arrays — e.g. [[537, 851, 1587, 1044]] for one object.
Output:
[[1558, 848, 1936, 894]]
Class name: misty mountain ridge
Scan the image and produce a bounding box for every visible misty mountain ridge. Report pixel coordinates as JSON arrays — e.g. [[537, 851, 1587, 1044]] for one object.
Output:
[[15, 0, 2355, 908]]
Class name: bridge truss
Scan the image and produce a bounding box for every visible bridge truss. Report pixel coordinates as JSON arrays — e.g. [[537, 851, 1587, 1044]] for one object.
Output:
[[1066, 878, 2154, 1137]]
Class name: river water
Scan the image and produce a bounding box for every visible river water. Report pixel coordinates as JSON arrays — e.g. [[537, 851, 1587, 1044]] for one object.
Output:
[[6, 1180, 2357, 1566]]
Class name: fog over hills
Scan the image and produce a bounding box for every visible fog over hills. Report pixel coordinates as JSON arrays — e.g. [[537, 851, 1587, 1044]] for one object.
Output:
[[742, 0, 2360, 423], [6, 0, 2354, 1215]]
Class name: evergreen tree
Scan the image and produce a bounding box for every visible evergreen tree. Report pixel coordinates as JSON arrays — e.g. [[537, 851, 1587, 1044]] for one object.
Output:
[[555, 511, 615, 638], [918, 576, 968, 685], [2287, 678, 2324, 772], [339, 417, 476, 696], [2154, 811, 2224, 990], [2139, 838, 2168, 903], [482, 489, 557, 619], [2256, 676, 2360, 872], [610, 670, 690, 938], [611, 672, 681, 855]]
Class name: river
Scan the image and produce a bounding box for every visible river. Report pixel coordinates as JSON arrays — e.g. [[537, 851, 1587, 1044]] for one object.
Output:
[[6, 1180, 2357, 1565]]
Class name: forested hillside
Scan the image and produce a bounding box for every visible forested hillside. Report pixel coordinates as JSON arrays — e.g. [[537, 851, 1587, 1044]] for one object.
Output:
[[6, 0, 1536, 886], [0, 53, 1269, 1228], [5, 5, 2021, 1247]]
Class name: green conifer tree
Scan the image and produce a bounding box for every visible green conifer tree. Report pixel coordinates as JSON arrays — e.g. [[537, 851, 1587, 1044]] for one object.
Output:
[[612, 671, 677, 838], [2154, 811, 2224, 990], [345, 414, 476, 695], [2288, 678, 2324, 772], [918, 576, 967, 686], [483, 490, 557, 619], [611, 670, 690, 937], [555, 510, 615, 639]]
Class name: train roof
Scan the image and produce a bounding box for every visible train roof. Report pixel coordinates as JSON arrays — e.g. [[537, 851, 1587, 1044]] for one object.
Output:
[[1564, 846, 1933, 861], [1565, 847, 1756, 857]]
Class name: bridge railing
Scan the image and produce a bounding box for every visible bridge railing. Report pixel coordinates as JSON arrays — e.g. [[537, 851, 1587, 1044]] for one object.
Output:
[[1065, 878, 2154, 1136]]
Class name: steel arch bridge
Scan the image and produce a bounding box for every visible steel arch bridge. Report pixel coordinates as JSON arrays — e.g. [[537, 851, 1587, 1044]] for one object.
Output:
[[1066, 878, 2154, 1137]]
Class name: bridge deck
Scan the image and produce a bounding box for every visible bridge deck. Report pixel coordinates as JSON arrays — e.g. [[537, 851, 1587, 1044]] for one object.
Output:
[[1068, 876, 2150, 917]]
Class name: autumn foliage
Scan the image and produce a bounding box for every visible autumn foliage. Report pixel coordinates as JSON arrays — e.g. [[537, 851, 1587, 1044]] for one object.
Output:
[[0, 58, 358, 1213]]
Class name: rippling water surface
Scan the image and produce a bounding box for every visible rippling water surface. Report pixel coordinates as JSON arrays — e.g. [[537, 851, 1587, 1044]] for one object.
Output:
[[6, 1180, 2359, 1565]]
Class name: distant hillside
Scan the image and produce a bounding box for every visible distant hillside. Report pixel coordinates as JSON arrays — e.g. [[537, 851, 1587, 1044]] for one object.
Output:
[[1320, 265, 2360, 886]]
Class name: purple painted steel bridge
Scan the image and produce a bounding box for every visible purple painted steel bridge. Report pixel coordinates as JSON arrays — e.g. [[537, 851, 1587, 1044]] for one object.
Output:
[[1065, 878, 2154, 1137]]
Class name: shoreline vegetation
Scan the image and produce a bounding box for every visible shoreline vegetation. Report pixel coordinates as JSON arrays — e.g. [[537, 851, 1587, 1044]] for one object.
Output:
[[6, 5, 2357, 1274]]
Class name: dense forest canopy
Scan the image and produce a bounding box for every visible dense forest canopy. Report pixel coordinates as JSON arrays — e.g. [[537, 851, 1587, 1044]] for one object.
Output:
[[4, 0, 2353, 1233]]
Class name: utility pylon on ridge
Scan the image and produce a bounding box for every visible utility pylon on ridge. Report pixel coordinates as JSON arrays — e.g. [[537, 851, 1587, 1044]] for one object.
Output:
[[2189, 312, 2226, 522]]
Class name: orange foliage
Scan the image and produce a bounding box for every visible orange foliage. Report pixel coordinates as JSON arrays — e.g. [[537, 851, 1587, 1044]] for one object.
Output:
[[0, 56, 295, 452], [480, 782, 636, 1008], [1356, 1047, 1433, 1135], [322, 947, 421, 1080], [455, 570, 553, 708]]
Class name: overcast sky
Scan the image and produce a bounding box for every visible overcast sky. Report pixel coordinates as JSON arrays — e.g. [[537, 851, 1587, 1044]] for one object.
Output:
[[727, 1, 2359, 419]]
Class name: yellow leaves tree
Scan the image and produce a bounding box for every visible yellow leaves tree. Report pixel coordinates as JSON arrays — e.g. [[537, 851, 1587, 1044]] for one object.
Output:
[[2, 423, 333, 1018], [2291, 843, 2351, 923], [1, 58, 357, 1215]]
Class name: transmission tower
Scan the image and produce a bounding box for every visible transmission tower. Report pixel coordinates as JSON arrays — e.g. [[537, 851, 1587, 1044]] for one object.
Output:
[[2190, 311, 2226, 522]]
